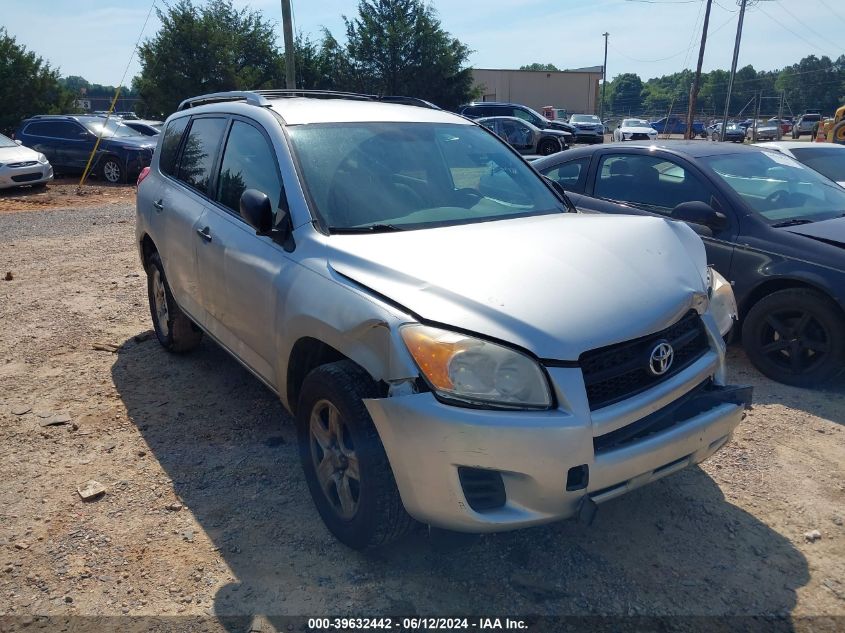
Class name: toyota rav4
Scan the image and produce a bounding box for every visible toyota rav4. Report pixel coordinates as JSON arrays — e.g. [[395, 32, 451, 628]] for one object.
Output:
[[136, 90, 751, 549]]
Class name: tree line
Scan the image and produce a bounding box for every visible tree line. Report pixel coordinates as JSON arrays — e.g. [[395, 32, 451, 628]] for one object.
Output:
[[604, 56, 845, 120]]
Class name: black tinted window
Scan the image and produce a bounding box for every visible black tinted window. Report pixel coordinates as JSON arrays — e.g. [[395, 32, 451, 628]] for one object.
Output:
[[159, 117, 189, 177], [177, 118, 226, 193], [25, 121, 82, 139], [216, 121, 283, 215], [541, 157, 590, 191]]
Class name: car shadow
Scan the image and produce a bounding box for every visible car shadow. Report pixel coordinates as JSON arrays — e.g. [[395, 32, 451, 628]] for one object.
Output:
[[111, 333, 810, 627], [725, 345, 845, 426]]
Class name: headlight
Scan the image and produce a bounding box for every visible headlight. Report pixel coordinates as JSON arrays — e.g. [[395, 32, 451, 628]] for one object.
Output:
[[400, 324, 552, 409], [707, 267, 737, 336], [36, 153, 48, 164]]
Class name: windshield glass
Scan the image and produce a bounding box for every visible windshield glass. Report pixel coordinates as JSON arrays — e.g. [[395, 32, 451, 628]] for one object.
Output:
[[287, 122, 564, 232], [702, 151, 845, 223], [790, 147, 845, 183], [622, 119, 649, 127], [571, 115, 600, 123], [81, 119, 143, 138], [0, 133, 16, 148]]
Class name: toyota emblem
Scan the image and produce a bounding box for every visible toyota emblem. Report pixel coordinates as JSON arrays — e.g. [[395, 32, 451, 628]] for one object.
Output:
[[648, 341, 674, 376]]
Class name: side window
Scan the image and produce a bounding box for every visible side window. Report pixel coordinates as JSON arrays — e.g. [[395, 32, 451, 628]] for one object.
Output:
[[177, 118, 227, 194], [159, 117, 189, 177], [23, 122, 53, 137], [541, 157, 590, 191], [216, 120, 283, 216], [500, 120, 531, 146], [512, 109, 533, 123], [462, 106, 481, 118], [25, 121, 80, 138], [595, 154, 712, 213]]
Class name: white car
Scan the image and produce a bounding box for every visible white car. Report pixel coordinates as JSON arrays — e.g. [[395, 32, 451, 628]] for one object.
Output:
[[613, 118, 658, 142], [753, 141, 845, 187], [0, 133, 53, 190]]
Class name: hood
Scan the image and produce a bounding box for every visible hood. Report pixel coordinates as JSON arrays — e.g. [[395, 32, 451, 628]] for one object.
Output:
[[785, 216, 845, 248], [327, 213, 708, 360], [546, 121, 575, 133], [544, 129, 573, 138], [102, 135, 155, 150], [620, 126, 657, 134], [0, 144, 40, 162]]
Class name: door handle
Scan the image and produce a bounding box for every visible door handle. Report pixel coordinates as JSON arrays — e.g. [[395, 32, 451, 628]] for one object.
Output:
[[196, 226, 212, 242], [153, 199, 163, 212]]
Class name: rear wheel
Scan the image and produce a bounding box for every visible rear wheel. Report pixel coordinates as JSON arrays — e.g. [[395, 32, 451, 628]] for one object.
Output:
[[146, 251, 203, 353], [100, 155, 125, 184], [297, 361, 414, 549], [742, 288, 844, 386]]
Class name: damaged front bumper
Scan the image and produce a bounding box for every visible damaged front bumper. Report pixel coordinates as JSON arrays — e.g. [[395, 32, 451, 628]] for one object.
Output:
[[365, 374, 752, 533]]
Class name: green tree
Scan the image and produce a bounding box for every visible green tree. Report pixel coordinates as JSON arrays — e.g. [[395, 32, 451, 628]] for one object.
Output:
[[607, 73, 643, 116], [332, 0, 477, 109], [0, 28, 75, 134], [133, 0, 283, 118], [519, 63, 560, 71]]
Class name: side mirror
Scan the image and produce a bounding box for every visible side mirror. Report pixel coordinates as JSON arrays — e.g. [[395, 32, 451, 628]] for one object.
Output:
[[240, 189, 274, 235], [616, 123, 621, 129], [671, 201, 728, 231]]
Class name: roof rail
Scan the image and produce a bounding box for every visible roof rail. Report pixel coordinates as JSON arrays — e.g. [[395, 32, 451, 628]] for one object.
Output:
[[177, 91, 271, 111], [177, 88, 441, 112]]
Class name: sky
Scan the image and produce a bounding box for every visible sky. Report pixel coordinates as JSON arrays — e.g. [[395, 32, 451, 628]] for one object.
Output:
[[3, 0, 844, 87]]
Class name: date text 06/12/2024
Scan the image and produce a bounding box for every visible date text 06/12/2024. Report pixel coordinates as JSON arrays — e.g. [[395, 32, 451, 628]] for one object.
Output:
[[307, 618, 529, 630]]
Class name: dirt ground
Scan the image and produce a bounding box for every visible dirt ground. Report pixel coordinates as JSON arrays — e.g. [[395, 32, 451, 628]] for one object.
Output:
[[0, 185, 843, 632], [0, 178, 134, 214]]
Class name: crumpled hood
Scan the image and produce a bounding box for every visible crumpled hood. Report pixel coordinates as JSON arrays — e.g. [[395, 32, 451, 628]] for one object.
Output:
[[0, 144, 41, 162], [327, 213, 709, 360]]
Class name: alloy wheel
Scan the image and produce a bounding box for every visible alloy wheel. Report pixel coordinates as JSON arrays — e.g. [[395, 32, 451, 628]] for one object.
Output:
[[758, 308, 831, 375], [152, 268, 170, 337], [309, 399, 361, 520]]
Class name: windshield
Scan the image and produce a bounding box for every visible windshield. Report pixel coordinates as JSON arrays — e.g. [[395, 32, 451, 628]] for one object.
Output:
[[81, 119, 143, 138], [622, 119, 649, 127], [702, 151, 845, 223], [287, 122, 564, 232], [0, 133, 16, 148], [790, 147, 845, 183], [571, 115, 600, 123]]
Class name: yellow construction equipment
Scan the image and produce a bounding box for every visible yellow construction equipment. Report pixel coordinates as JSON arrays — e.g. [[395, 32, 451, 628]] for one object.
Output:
[[818, 105, 845, 144]]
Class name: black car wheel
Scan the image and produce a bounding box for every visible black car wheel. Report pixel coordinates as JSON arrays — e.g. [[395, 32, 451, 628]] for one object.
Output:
[[742, 288, 845, 386], [297, 360, 415, 549], [538, 138, 560, 155]]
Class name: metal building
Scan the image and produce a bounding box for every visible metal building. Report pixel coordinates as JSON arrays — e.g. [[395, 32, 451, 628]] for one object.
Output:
[[471, 66, 603, 115]]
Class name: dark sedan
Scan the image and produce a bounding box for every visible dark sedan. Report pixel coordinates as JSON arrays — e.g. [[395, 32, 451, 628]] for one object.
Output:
[[534, 142, 845, 386]]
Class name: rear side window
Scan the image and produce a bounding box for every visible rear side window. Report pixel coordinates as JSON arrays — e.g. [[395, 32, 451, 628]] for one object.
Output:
[[216, 120, 283, 215], [177, 118, 227, 193], [541, 157, 590, 191], [24, 121, 82, 139], [159, 117, 189, 177]]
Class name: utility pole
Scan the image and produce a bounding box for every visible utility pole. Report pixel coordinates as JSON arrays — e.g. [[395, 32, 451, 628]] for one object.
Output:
[[599, 32, 609, 121], [686, 0, 713, 139], [753, 90, 762, 141], [720, 0, 748, 141], [777, 90, 785, 140], [281, 0, 296, 89]]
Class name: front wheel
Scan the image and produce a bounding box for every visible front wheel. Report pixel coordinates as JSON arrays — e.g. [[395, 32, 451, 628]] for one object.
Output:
[[537, 138, 560, 155], [711, 132, 720, 142], [297, 361, 415, 549], [741, 288, 844, 387], [100, 155, 125, 184]]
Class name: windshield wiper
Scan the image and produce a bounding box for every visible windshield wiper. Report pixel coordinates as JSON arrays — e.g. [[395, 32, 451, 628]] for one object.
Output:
[[770, 218, 815, 228], [330, 224, 405, 234]]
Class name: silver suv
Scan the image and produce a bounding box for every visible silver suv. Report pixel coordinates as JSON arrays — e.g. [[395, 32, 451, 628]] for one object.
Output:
[[136, 90, 751, 549]]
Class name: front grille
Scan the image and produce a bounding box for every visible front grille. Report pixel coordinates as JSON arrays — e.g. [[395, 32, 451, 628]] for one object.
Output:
[[458, 467, 506, 512], [11, 172, 42, 183], [630, 133, 650, 140], [579, 310, 709, 411], [9, 161, 38, 168]]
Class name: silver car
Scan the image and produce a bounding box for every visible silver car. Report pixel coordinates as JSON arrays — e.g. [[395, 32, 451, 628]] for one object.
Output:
[[136, 90, 750, 549], [0, 133, 53, 189]]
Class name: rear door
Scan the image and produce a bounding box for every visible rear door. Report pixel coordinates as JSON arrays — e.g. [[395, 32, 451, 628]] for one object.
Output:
[[196, 117, 290, 384]]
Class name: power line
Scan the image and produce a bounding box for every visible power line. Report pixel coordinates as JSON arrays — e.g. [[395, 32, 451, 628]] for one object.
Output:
[[608, 13, 735, 63], [754, 2, 838, 57], [817, 0, 845, 28], [771, 0, 842, 52]]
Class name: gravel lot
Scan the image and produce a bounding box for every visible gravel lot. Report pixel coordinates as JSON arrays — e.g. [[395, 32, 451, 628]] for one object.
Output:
[[0, 191, 843, 632]]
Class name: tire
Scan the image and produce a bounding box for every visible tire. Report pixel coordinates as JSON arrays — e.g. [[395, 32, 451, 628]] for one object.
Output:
[[741, 288, 845, 387], [146, 251, 203, 353], [832, 121, 845, 145], [297, 360, 414, 549], [537, 138, 560, 156], [711, 132, 720, 142], [100, 155, 125, 184]]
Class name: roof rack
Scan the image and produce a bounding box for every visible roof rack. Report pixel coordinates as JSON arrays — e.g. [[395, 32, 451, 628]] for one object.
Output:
[[177, 89, 440, 111]]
